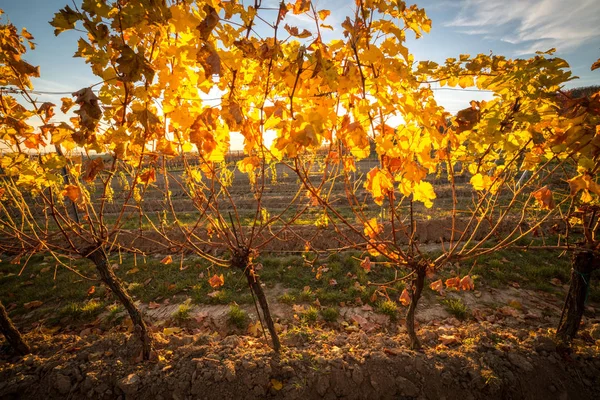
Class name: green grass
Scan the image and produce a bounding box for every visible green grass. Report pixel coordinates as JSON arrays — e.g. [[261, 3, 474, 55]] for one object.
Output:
[[442, 297, 469, 320], [227, 303, 248, 329], [299, 306, 319, 324], [1, 245, 598, 332], [320, 307, 339, 322], [58, 299, 104, 322], [470, 247, 573, 295], [376, 299, 400, 321], [172, 304, 192, 322], [278, 292, 297, 304], [105, 303, 125, 323]]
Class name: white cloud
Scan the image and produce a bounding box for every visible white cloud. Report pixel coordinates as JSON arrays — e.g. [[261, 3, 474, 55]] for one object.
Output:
[[447, 0, 600, 54]]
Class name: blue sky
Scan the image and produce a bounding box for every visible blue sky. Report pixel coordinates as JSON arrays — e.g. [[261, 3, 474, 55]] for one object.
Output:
[[2, 0, 599, 117]]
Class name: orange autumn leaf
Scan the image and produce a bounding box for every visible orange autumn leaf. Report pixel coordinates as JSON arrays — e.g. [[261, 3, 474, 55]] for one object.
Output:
[[399, 288, 411, 306], [138, 169, 156, 185], [532, 186, 555, 210], [343, 156, 356, 172], [87, 286, 95, 296], [62, 184, 80, 201], [360, 256, 371, 272], [445, 276, 460, 290], [160, 255, 173, 264], [83, 158, 104, 183], [292, 0, 311, 14], [364, 167, 394, 205], [430, 279, 443, 293], [460, 275, 475, 291], [208, 274, 225, 288], [24, 134, 46, 149]]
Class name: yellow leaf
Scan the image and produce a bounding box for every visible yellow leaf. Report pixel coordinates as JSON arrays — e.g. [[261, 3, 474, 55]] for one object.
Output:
[[126, 267, 139, 275], [317, 10, 330, 20], [364, 167, 394, 205], [271, 379, 283, 391], [458, 75, 474, 88], [568, 174, 600, 197], [248, 320, 262, 337], [399, 288, 411, 306], [160, 255, 173, 265], [60, 97, 74, 113], [163, 327, 182, 336], [412, 181, 436, 208], [581, 190, 593, 203], [591, 58, 600, 71], [470, 173, 491, 191], [363, 218, 383, 239]]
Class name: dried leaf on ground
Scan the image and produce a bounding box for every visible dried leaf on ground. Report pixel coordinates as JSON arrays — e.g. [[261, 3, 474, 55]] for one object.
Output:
[[445, 277, 460, 290], [24, 300, 43, 309], [163, 327, 182, 336], [460, 275, 474, 291], [430, 279, 443, 294], [439, 334, 460, 346], [208, 274, 224, 288]]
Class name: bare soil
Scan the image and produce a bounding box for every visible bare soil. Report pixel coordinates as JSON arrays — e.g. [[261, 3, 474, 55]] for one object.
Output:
[[1, 284, 599, 399]]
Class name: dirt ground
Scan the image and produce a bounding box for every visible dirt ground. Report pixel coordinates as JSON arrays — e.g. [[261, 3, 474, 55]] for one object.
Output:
[[1, 283, 599, 399]]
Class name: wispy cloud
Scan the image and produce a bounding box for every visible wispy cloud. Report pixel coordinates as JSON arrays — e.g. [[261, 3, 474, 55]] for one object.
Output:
[[447, 0, 600, 54]]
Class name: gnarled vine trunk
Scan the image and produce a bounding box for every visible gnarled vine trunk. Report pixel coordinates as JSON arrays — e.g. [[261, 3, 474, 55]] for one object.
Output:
[[0, 299, 30, 356], [232, 249, 280, 352], [85, 247, 153, 359], [406, 264, 426, 350], [556, 250, 599, 345]]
